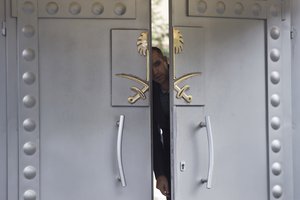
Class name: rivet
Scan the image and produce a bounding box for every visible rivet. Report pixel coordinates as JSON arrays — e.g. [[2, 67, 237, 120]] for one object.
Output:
[[46, 2, 59, 15], [271, 140, 281, 153], [216, 1, 226, 14], [23, 72, 36, 85], [270, 5, 280, 17], [23, 166, 37, 179], [23, 142, 36, 155], [252, 3, 261, 16], [23, 119, 36, 132], [272, 162, 282, 176], [23, 95, 36, 108], [22, 48, 35, 61], [271, 94, 280, 107], [69, 2, 81, 15], [92, 2, 104, 15], [270, 71, 280, 84], [271, 117, 280, 130], [270, 26, 280, 40], [114, 2, 126, 16], [197, 1, 207, 13], [24, 190, 36, 200], [234, 3, 244, 15], [22, 25, 35, 38], [270, 49, 280, 62], [22, 1, 35, 14], [272, 185, 283, 198]]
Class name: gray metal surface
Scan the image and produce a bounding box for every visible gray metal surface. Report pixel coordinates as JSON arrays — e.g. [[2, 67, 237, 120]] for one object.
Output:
[[172, 20, 268, 200], [171, 0, 293, 200], [292, 0, 300, 199], [0, 0, 6, 199]]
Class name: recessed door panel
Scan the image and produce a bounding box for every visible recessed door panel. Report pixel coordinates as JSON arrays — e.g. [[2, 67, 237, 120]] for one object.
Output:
[[173, 27, 205, 106]]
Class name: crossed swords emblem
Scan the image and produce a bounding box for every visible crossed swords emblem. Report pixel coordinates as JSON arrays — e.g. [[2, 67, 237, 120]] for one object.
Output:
[[116, 30, 201, 104]]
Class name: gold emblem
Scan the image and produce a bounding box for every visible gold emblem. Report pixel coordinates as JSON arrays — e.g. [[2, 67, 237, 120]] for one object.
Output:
[[173, 29, 201, 103], [116, 73, 149, 104], [174, 72, 201, 103], [116, 31, 149, 104], [173, 29, 184, 54], [137, 32, 148, 56]]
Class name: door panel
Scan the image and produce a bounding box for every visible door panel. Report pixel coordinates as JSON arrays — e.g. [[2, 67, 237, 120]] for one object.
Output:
[[16, 0, 151, 199], [173, 20, 268, 200], [171, 1, 270, 199]]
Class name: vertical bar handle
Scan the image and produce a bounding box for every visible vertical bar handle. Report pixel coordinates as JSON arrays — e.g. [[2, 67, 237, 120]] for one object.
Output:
[[200, 116, 214, 189], [117, 115, 126, 187]]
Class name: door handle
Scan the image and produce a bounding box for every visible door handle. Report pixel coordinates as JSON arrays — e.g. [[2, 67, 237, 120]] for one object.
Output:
[[116, 115, 126, 187], [200, 116, 214, 189]]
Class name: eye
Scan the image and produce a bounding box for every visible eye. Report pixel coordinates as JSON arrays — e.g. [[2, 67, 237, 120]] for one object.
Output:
[[153, 60, 161, 67]]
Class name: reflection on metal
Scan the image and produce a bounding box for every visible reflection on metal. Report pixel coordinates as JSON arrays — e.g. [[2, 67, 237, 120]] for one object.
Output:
[[173, 28, 184, 54], [173, 72, 201, 103], [137, 32, 148, 56], [116, 73, 149, 104]]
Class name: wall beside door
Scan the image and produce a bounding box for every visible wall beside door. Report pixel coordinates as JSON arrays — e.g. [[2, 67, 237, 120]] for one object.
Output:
[[292, 0, 300, 199], [0, 0, 6, 199]]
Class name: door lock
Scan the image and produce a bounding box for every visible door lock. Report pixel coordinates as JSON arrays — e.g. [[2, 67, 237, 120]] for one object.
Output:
[[180, 161, 186, 172]]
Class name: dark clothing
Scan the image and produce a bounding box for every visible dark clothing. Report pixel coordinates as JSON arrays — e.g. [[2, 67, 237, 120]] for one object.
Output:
[[153, 81, 171, 184]]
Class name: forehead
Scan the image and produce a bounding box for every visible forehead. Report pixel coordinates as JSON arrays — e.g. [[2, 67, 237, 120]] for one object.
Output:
[[152, 50, 163, 60]]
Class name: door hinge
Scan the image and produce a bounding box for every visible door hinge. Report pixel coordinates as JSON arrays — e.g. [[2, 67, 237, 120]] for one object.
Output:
[[291, 27, 296, 40], [1, 21, 6, 37]]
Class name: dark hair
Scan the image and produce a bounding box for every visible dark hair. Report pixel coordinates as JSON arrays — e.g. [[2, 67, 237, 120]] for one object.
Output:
[[152, 47, 164, 58]]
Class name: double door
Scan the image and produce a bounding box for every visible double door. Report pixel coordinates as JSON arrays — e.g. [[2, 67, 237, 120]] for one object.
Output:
[[4, 0, 293, 200]]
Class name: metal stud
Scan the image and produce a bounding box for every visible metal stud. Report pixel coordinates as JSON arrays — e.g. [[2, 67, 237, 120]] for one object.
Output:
[[216, 1, 226, 14], [22, 48, 35, 61], [270, 71, 280, 84], [114, 2, 126, 16], [23, 119, 36, 132], [272, 162, 282, 176], [271, 116, 280, 130], [271, 140, 281, 153], [23, 142, 36, 155], [46, 2, 59, 15], [270, 49, 280, 62], [23, 72, 36, 85], [22, 1, 35, 14], [252, 3, 261, 16], [69, 2, 81, 15], [272, 185, 283, 198], [22, 25, 35, 38], [23, 166, 37, 179], [23, 190, 36, 200], [234, 3, 244, 15], [271, 94, 280, 107], [197, 0, 207, 14], [23, 95, 36, 108], [270, 26, 280, 40], [92, 2, 104, 15]]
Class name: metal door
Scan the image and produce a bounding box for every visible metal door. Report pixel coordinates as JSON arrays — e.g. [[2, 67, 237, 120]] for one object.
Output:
[[170, 0, 293, 200], [13, 0, 152, 200]]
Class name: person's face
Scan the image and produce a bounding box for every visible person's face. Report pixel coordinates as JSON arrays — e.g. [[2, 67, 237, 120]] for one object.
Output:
[[152, 50, 168, 85]]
